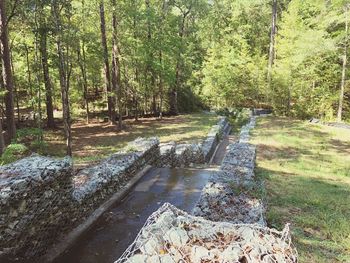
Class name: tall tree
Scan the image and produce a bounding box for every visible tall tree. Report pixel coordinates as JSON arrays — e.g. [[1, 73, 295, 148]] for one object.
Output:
[[267, 0, 277, 94], [337, 4, 348, 122], [111, 0, 122, 129], [37, 4, 55, 128], [52, 0, 72, 156], [0, 0, 16, 141], [169, 1, 192, 115], [99, 0, 115, 123]]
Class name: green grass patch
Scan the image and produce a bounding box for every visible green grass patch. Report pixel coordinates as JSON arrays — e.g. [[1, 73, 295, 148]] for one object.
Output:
[[251, 117, 350, 262]]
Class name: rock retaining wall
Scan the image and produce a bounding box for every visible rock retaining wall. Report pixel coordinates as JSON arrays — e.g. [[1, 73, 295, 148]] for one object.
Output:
[[71, 137, 159, 221], [116, 203, 297, 263], [0, 116, 228, 260], [156, 116, 229, 167], [0, 156, 72, 258], [116, 115, 298, 263], [194, 116, 266, 226]]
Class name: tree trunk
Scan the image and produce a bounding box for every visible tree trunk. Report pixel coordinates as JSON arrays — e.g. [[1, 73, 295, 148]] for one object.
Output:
[[267, 0, 277, 91], [111, 0, 123, 129], [99, 0, 115, 123], [337, 6, 348, 122], [39, 30, 55, 128], [24, 43, 35, 112], [77, 42, 89, 124], [0, 0, 16, 141], [52, 1, 72, 156], [0, 119, 4, 154], [169, 9, 189, 116], [10, 50, 20, 126]]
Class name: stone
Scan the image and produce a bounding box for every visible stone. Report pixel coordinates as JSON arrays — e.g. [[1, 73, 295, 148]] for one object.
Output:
[[141, 237, 163, 255], [164, 227, 189, 247], [220, 245, 242, 262], [190, 246, 211, 262], [127, 254, 147, 263]]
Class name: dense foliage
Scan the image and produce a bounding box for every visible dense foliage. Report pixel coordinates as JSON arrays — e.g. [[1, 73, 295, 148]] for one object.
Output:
[[199, 0, 349, 121], [0, 0, 349, 154]]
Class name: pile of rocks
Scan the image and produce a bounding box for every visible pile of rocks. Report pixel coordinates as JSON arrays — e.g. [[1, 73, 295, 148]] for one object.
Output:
[[116, 115, 298, 263], [156, 142, 176, 167], [193, 180, 265, 225], [156, 116, 229, 167], [239, 116, 256, 143], [0, 155, 72, 258], [72, 137, 159, 217], [171, 143, 205, 167], [115, 203, 297, 263], [193, 116, 263, 226], [201, 117, 230, 162]]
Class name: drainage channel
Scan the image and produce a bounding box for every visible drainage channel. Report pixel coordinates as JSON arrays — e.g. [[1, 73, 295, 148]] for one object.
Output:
[[53, 167, 214, 263]]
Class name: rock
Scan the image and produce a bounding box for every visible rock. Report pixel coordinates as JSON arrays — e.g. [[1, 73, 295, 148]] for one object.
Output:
[[127, 254, 147, 263], [164, 227, 189, 247], [141, 237, 163, 255], [190, 246, 211, 262], [220, 245, 242, 262]]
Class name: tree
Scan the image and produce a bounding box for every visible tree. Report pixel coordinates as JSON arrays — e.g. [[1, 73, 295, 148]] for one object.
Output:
[[337, 4, 348, 122], [111, 0, 123, 129], [52, 0, 72, 156], [267, 0, 277, 95], [99, 0, 115, 123], [36, 1, 55, 128], [0, 0, 16, 141]]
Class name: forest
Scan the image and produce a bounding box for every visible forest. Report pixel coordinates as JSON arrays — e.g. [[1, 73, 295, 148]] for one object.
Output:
[[0, 0, 349, 157]]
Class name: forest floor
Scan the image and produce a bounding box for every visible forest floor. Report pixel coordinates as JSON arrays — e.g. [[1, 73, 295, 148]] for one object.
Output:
[[251, 117, 350, 262], [38, 112, 217, 164]]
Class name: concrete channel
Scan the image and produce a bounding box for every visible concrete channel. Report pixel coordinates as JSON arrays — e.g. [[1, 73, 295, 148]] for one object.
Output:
[[0, 133, 232, 263], [53, 167, 215, 263], [50, 131, 234, 263]]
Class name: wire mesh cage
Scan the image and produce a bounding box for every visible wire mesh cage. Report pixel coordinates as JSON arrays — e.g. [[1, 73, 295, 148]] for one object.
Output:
[[115, 203, 297, 263]]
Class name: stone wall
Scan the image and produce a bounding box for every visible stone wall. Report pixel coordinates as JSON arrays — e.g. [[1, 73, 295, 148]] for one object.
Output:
[[0, 116, 228, 260], [0, 138, 159, 260], [71, 137, 160, 221], [194, 116, 266, 226], [156, 116, 229, 167], [0, 156, 72, 258]]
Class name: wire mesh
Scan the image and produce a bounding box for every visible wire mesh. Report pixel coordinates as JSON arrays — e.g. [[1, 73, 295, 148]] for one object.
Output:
[[115, 203, 297, 263]]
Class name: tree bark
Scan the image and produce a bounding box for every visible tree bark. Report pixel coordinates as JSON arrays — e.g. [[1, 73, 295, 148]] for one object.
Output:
[[77, 42, 89, 124], [52, 1, 72, 156], [111, 0, 123, 129], [24, 43, 35, 112], [0, 0, 16, 141], [169, 7, 190, 116], [99, 0, 115, 123], [39, 29, 55, 128], [267, 0, 277, 89], [337, 5, 348, 122]]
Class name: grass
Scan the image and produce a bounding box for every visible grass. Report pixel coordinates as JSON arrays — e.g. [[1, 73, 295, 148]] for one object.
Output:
[[251, 117, 350, 262], [40, 112, 218, 164]]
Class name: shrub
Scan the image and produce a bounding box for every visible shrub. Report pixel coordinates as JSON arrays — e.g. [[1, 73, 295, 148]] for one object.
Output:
[[1, 143, 29, 164], [30, 140, 49, 154], [15, 128, 43, 144]]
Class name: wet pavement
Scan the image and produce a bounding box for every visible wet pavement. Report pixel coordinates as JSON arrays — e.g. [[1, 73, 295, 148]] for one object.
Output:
[[211, 134, 237, 165], [53, 167, 213, 263]]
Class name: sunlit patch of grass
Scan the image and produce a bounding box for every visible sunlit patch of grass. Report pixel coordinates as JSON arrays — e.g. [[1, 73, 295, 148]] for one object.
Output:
[[251, 117, 350, 263], [38, 113, 218, 164]]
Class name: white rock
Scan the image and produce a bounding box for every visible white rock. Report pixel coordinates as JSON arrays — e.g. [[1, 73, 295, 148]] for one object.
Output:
[[190, 246, 211, 262], [220, 245, 242, 262], [126, 254, 147, 263], [164, 227, 189, 247]]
